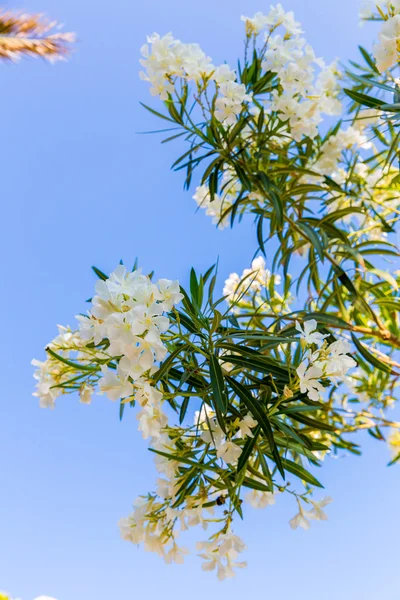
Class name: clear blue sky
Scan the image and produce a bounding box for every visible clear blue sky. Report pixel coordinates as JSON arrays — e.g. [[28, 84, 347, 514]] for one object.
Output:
[[1, 0, 399, 598]]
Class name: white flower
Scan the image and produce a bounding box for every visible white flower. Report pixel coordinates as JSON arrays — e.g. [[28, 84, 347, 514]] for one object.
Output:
[[214, 81, 252, 125], [374, 14, 400, 71], [245, 489, 277, 509], [34, 597, 58, 600], [193, 183, 233, 229], [194, 403, 216, 426], [135, 330, 168, 370], [217, 440, 242, 464], [237, 414, 258, 438], [198, 532, 247, 580], [324, 340, 357, 379], [79, 383, 94, 405], [32, 358, 61, 409], [296, 361, 325, 402], [295, 319, 328, 347], [99, 366, 134, 402], [306, 496, 333, 521], [289, 507, 311, 530], [241, 11, 271, 35], [140, 32, 213, 98], [156, 279, 183, 311], [137, 402, 168, 439], [134, 380, 163, 407], [213, 64, 236, 84], [164, 544, 190, 564]]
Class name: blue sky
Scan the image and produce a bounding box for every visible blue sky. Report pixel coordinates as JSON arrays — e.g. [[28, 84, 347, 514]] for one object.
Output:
[[1, 0, 399, 598]]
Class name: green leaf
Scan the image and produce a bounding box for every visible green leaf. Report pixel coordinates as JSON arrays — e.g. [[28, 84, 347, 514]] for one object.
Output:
[[297, 222, 325, 262], [149, 448, 219, 472], [46, 347, 99, 372], [257, 217, 266, 255], [211, 310, 222, 334], [179, 397, 190, 424], [344, 89, 383, 109], [388, 451, 400, 467], [351, 333, 392, 374], [153, 344, 188, 383], [236, 425, 261, 476], [209, 354, 228, 414], [92, 266, 108, 281], [280, 457, 324, 488], [286, 412, 335, 432], [227, 377, 285, 479], [140, 102, 175, 123], [358, 45, 380, 74]]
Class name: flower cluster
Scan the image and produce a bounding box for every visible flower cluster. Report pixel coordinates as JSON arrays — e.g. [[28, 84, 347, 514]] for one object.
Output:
[[32, 325, 98, 409], [139, 32, 213, 99], [296, 320, 357, 402], [197, 531, 247, 580], [193, 168, 240, 228], [360, 1, 400, 71], [33, 266, 183, 441], [140, 32, 251, 124], [140, 5, 341, 139], [241, 6, 342, 140], [223, 256, 291, 319], [289, 496, 333, 530]]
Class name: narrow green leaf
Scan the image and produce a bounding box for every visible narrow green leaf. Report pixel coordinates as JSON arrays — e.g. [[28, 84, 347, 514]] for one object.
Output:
[[351, 333, 392, 374], [209, 354, 228, 414], [227, 377, 285, 479]]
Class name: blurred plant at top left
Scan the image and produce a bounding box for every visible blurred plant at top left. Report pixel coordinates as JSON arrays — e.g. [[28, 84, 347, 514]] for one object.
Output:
[[0, 9, 74, 62]]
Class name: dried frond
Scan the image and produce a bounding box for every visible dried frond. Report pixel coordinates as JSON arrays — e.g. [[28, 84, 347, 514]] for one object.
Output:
[[0, 10, 75, 62]]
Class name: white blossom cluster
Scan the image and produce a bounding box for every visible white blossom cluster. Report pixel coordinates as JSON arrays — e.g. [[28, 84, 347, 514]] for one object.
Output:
[[140, 33, 252, 125], [223, 256, 291, 317], [196, 403, 258, 465], [240, 6, 342, 139], [360, 1, 400, 71], [192, 168, 241, 228], [289, 496, 333, 530], [33, 265, 183, 441], [296, 320, 357, 402], [223, 256, 278, 302], [141, 5, 342, 137], [310, 123, 374, 180], [32, 325, 99, 409], [139, 32, 214, 99], [119, 425, 247, 579], [303, 112, 400, 241]]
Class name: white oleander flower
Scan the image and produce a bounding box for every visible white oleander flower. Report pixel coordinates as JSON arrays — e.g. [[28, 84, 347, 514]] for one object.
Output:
[[213, 64, 236, 84], [245, 489, 277, 509], [197, 531, 247, 580], [214, 81, 252, 125], [137, 402, 168, 439], [156, 279, 183, 311], [305, 496, 333, 521], [374, 14, 400, 71], [296, 361, 325, 402], [217, 440, 243, 464], [99, 366, 134, 402], [295, 319, 328, 347], [236, 414, 258, 438], [289, 506, 311, 530], [140, 32, 214, 98], [324, 340, 357, 379], [79, 383, 94, 405], [164, 543, 190, 565]]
